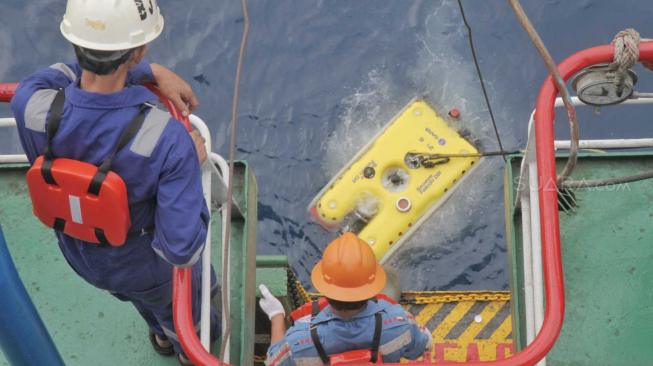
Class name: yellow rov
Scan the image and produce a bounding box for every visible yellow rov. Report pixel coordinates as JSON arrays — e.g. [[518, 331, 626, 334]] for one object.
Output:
[[309, 98, 479, 260]]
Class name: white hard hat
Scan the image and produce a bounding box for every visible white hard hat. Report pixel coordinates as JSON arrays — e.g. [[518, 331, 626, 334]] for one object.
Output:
[[60, 0, 165, 51]]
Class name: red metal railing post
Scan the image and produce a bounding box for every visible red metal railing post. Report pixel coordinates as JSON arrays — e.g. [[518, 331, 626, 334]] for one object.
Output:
[[148, 85, 229, 365], [0, 83, 18, 103], [172, 267, 228, 366]]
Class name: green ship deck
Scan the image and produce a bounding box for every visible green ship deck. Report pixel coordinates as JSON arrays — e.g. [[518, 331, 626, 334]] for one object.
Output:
[[506, 152, 653, 366], [0, 161, 258, 366]]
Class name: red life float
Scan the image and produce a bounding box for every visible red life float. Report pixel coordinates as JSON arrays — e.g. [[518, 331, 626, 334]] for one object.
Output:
[[329, 349, 383, 364], [25, 90, 148, 246]]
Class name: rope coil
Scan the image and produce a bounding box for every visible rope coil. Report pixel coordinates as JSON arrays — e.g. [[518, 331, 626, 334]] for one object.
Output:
[[611, 28, 640, 95], [612, 28, 640, 70]]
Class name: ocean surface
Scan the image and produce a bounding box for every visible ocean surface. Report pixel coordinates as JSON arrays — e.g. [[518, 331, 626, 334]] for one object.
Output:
[[1, 0, 652, 291]]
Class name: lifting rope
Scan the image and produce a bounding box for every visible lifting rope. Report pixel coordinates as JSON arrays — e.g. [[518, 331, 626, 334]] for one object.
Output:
[[507, 0, 580, 186], [404, 151, 521, 169], [219, 0, 250, 363]]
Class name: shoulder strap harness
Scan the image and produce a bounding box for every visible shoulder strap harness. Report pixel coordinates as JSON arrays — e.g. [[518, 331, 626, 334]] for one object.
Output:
[[40, 90, 149, 245], [309, 299, 383, 364]]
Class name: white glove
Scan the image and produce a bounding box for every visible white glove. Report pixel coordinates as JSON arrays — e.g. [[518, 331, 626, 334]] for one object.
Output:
[[259, 284, 285, 320]]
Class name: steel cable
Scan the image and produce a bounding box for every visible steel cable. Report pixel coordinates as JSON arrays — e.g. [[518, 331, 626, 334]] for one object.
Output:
[[457, 0, 506, 161]]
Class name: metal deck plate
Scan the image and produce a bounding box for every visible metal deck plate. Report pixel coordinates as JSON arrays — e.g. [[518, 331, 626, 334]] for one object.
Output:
[[506, 152, 653, 365]]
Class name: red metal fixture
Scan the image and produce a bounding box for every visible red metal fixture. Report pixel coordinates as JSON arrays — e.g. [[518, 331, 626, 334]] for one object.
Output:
[[144, 85, 231, 365], [448, 108, 461, 119], [0, 83, 18, 103], [172, 267, 232, 365], [144, 84, 192, 131]]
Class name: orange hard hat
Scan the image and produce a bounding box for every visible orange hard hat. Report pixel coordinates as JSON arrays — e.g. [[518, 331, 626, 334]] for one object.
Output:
[[311, 232, 386, 302]]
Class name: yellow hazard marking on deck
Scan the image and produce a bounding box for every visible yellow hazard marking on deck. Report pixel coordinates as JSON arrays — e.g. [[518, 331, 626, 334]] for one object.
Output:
[[493, 315, 513, 342], [401, 291, 513, 363], [432, 301, 475, 336], [457, 301, 504, 342], [414, 302, 443, 326]]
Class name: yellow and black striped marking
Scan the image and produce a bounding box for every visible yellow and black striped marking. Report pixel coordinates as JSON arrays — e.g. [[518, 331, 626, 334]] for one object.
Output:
[[401, 291, 513, 363]]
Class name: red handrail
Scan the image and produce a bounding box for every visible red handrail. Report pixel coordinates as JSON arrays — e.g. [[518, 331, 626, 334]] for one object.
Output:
[[144, 84, 192, 131], [144, 85, 230, 365], [173, 267, 230, 365]]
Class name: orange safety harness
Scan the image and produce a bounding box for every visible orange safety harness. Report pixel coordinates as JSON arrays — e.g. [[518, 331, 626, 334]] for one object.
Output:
[[290, 295, 397, 365], [26, 90, 149, 246]]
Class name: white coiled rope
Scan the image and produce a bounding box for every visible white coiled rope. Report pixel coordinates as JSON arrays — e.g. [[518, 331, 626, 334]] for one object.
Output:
[[611, 28, 640, 94]]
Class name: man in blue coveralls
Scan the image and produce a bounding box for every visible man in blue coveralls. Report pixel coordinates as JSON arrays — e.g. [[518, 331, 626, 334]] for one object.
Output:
[[10, 0, 218, 364], [259, 232, 433, 365]]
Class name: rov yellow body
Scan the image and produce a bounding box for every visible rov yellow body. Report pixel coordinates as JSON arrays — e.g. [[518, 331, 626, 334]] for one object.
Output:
[[309, 98, 479, 259]]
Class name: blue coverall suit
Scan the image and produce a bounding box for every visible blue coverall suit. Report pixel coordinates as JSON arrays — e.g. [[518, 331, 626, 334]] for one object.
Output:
[[11, 61, 219, 353], [266, 299, 430, 365]]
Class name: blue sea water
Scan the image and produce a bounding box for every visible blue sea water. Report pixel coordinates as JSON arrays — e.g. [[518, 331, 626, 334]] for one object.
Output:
[[0, 0, 652, 291]]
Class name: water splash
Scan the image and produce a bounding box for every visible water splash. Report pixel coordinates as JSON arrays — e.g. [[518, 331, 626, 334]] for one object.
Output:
[[322, 69, 406, 177]]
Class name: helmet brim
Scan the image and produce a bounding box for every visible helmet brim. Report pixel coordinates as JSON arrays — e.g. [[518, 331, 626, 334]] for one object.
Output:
[[311, 261, 387, 302], [60, 16, 164, 51]]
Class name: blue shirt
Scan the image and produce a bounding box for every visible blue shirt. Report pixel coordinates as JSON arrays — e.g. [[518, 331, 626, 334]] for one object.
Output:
[[10, 61, 209, 293], [266, 299, 430, 365]]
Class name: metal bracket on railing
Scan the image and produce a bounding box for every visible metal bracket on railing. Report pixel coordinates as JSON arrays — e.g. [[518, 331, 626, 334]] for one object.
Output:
[[207, 150, 243, 219]]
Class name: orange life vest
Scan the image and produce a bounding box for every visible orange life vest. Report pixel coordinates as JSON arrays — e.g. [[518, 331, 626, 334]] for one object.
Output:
[[25, 90, 148, 246]]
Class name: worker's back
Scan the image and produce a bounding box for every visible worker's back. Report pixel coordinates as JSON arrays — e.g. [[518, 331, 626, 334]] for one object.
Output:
[[266, 299, 429, 365], [10, 62, 209, 293]]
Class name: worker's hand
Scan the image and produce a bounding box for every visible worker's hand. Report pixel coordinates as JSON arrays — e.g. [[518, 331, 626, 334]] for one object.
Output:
[[151, 63, 199, 117], [259, 284, 285, 320], [190, 130, 207, 163]]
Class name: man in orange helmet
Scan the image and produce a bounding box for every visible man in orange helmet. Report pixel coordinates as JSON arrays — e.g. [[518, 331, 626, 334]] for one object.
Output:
[[259, 232, 432, 365]]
